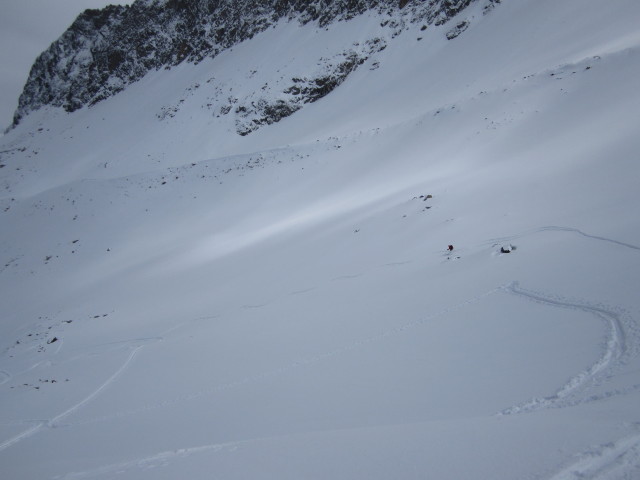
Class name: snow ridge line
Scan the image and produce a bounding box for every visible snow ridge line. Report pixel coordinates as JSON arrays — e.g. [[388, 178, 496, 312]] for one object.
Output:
[[59, 286, 505, 428], [0, 345, 144, 453], [498, 281, 636, 416]]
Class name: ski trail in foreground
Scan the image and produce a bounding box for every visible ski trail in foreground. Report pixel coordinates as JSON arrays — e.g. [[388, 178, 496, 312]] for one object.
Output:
[[499, 281, 637, 416], [53, 439, 245, 480], [498, 281, 640, 479], [0, 345, 144, 453], [59, 286, 505, 428], [547, 432, 640, 480], [43, 282, 640, 479]]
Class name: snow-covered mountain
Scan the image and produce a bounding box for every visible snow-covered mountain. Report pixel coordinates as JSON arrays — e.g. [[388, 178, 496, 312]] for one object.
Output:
[[2, 0, 640, 478], [11, 0, 489, 130]]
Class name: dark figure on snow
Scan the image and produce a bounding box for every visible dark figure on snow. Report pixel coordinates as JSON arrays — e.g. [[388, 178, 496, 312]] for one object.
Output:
[[447, 245, 454, 252]]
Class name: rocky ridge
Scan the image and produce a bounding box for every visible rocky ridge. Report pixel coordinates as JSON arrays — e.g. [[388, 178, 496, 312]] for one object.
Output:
[[12, 0, 501, 134]]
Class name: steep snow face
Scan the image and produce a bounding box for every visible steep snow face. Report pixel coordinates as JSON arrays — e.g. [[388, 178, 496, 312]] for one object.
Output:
[[11, 0, 483, 128], [2, 0, 640, 479]]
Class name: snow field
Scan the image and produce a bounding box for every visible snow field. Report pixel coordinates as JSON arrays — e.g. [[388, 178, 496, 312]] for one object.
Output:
[[1, 0, 640, 478]]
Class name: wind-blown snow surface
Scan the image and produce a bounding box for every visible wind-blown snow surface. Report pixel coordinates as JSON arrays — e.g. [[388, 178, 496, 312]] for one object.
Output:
[[1, 0, 640, 478]]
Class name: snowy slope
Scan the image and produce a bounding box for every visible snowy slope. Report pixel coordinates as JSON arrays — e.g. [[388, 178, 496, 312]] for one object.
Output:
[[1, 0, 640, 478]]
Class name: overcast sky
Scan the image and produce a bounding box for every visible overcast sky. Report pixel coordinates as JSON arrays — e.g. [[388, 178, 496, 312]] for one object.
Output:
[[0, 0, 134, 130]]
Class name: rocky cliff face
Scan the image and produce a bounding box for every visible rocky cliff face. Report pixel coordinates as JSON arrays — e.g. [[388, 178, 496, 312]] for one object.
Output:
[[12, 0, 499, 131]]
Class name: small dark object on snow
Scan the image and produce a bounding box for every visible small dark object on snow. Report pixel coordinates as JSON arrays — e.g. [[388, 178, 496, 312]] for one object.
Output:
[[47, 337, 58, 344], [500, 244, 516, 253], [447, 245, 454, 252]]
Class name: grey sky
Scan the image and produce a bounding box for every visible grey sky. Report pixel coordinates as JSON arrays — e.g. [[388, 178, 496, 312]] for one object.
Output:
[[0, 0, 134, 130]]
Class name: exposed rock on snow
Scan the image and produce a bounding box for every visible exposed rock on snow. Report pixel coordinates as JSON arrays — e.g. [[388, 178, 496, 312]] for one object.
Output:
[[11, 0, 489, 130], [446, 20, 470, 40]]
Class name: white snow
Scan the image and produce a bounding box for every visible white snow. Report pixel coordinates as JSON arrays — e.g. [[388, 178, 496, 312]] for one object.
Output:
[[1, 0, 640, 478]]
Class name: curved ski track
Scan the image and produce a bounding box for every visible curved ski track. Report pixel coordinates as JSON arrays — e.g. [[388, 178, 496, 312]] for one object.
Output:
[[495, 225, 640, 417], [56, 284, 505, 429], [1, 225, 639, 479], [498, 281, 639, 416], [494, 226, 640, 479], [0, 342, 152, 453]]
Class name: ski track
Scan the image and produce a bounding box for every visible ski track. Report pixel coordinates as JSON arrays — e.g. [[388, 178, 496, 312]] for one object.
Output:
[[547, 432, 640, 480], [52, 439, 245, 480], [381, 260, 412, 268], [487, 225, 640, 252], [63, 337, 160, 359], [289, 287, 317, 295], [0, 342, 148, 453], [35, 275, 640, 437], [499, 281, 638, 416], [241, 303, 268, 310], [3, 226, 639, 474], [490, 225, 640, 478], [56, 285, 505, 429], [497, 279, 640, 478], [331, 273, 364, 281], [490, 225, 640, 416]]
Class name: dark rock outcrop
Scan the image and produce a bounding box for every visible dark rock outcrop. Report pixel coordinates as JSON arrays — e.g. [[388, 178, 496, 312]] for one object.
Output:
[[12, 0, 491, 130]]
